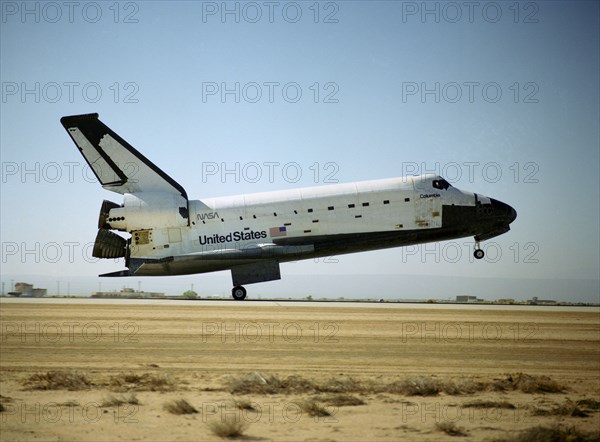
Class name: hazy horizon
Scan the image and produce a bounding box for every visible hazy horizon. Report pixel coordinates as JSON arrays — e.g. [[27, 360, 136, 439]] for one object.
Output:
[[2, 272, 598, 304]]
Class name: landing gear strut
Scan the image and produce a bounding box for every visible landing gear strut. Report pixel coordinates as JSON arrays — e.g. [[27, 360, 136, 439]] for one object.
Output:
[[473, 242, 485, 260], [232, 285, 247, 300]]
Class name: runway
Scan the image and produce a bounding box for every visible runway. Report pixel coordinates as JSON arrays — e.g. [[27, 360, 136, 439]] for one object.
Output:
[[1, 299, 598, 441], [1, 296, 595, 311]]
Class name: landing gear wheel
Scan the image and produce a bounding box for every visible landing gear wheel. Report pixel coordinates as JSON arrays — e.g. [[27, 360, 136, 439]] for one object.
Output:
[[232, 286, 247, 300], [474, 248, 485, 260]]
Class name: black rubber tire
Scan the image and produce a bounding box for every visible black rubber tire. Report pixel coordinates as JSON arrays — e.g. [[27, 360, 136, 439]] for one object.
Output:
[[232, 286, 247, 300]]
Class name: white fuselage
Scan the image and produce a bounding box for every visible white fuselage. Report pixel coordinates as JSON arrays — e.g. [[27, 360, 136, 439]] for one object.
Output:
[[129, 174, 476, 261]]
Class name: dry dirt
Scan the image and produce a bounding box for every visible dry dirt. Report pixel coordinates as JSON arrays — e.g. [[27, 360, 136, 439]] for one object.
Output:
[[1, 300, 599, 441]]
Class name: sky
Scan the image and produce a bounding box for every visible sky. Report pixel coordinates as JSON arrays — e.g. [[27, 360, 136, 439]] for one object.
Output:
[[1, 1, 599, 302]]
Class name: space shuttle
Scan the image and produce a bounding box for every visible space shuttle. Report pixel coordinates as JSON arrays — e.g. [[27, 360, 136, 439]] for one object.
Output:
[[61, 113, 517, 300]]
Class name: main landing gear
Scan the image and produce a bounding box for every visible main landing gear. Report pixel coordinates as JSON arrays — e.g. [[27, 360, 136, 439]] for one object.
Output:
[[473, 241, 485, 260], [232, 285, 247, 300]]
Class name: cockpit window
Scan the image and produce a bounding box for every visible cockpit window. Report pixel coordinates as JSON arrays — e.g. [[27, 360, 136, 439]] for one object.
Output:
[[432, 179, 451, 190]]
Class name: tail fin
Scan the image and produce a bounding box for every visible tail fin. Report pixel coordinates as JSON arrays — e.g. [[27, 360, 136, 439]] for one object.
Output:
[[60, 113, 187, 199]]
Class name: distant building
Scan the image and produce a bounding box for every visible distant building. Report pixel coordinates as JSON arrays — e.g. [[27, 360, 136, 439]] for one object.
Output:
[[91, 288, 164, 298], [455, 295, 481, 303], [528, 296, 557, 305], [9, 282, 47, 297]]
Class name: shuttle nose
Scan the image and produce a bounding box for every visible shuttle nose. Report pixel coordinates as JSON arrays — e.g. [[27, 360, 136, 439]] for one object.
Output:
[[491, 198, 517, 224], [509, 206, 517, 224]]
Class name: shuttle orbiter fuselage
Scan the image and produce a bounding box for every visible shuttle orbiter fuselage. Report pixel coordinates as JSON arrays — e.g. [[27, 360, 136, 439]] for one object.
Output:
[[61, 113, 516, 299]]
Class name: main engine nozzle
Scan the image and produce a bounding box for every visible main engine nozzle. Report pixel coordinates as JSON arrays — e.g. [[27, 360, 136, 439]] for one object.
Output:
[[92, 229, 127, 259], [98, 200, 121, 229]]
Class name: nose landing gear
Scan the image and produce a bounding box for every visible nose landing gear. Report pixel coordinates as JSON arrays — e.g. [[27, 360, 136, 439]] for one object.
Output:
[[473, 242, 485, 260]]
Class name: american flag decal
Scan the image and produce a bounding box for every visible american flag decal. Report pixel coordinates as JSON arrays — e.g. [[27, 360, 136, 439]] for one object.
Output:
[[269, 226, 287, 237]]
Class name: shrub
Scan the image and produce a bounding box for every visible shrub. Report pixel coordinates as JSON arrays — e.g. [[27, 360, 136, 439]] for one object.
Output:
[[109, 372, 176, 392], [298, 399, 331, 417], [436, 421, 467, 437], [24, 370, 92, 390], [208, 415, 249, 438], [492, 373, 564, 394], [233, 399, 257, 411], [320, 394, 366, 407], [101, 394, 140, 407], [163, 399, 197, 415], [463, 400, 516, 409], [495, 425, 600, 442]]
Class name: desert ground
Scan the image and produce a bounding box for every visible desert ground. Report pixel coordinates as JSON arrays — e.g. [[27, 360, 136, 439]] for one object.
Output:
[[0, 299, 599, 441]]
